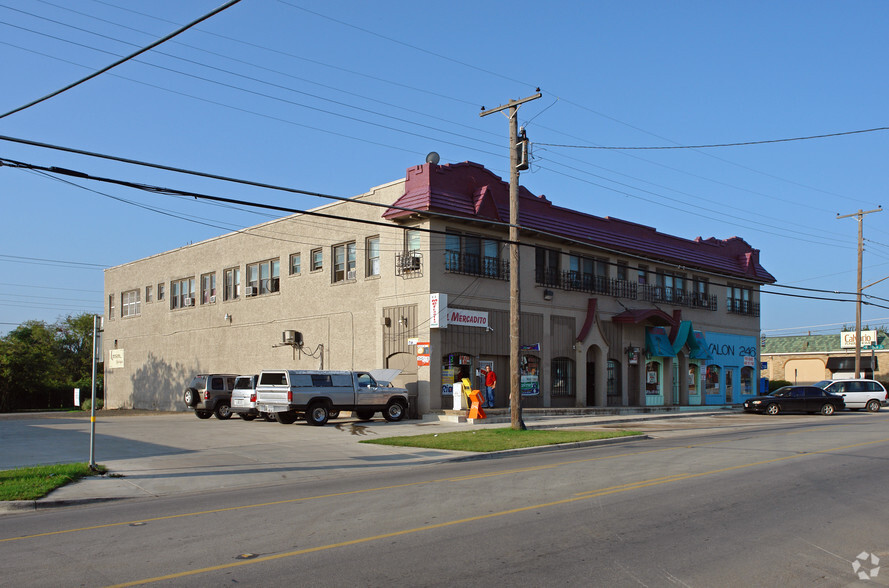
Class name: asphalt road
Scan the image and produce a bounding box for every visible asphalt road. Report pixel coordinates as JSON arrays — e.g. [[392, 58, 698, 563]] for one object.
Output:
[[3, 411, 889, 587]]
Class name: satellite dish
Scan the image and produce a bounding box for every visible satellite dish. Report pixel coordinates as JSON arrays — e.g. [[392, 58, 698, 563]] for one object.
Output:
[[425, 152, 440, 165]]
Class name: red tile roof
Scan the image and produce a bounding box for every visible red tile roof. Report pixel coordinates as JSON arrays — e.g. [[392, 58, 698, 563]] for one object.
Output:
[[383, 161, 776, 284]]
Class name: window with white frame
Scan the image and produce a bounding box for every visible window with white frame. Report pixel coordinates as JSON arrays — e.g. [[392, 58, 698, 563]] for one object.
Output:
[[289, 252, 301, 275], [201, 272, 216, 304], [121, 289, 140, 317], [333, 242, 357, 283], [366, 236, 380, 277], [171, 277, 195, 310], [223, 267, 240, 301], [157, 283, 165, 301], [108, 294, 114, 320]]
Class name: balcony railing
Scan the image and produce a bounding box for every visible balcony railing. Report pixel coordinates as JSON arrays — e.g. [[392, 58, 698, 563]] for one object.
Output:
[[444, 252, 509, 280], [533, 270, 718, 311], [639, 285, 718, 310], [726, 298, 759, 317]]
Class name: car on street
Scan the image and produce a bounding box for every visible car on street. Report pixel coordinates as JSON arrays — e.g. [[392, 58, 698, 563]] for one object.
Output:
[[183, 373, 238, 419], [813, 379, 888, 412], [743, 385, 845, 415]]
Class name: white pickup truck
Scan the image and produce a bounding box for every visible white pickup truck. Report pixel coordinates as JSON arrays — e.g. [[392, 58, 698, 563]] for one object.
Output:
[[255, 369, 410, 425]]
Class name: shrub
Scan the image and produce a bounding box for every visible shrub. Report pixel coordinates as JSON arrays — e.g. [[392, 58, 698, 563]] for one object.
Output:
[[768, 379, 792, 392], [81, 398, 103, 412]]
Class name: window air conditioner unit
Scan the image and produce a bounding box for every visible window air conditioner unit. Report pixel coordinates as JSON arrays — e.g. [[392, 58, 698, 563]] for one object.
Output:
[[346, 270, 356, 280], [209, 295, 216, 303], [402, 255, 421, 271], [184, 297, 194, 307], [245, 286, 257, 296]]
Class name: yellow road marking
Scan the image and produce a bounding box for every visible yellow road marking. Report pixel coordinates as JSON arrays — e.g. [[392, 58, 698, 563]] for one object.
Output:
[[0, 445, 676, 544], [107, 436, 889, 587]]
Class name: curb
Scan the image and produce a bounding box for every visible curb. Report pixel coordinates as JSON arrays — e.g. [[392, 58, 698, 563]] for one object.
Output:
[[0, 496, 133, 515], [449, 433, 651, 462], [0, 500, 36, 513]]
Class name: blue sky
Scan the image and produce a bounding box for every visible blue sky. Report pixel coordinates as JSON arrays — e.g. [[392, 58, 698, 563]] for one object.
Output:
[[1, 0, 888, 337]]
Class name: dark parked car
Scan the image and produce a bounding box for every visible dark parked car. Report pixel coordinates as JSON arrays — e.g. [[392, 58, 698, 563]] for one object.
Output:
[[743, 386, 845, 415], [184, 374, 237, 419]]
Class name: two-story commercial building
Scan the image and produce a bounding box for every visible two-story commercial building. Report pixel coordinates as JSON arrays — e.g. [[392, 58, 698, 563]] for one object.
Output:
[[103, 160, 775, 414]]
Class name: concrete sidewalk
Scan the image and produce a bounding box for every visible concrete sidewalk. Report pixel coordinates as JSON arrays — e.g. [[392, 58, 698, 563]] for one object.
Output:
[[0, 409, 729, 513]]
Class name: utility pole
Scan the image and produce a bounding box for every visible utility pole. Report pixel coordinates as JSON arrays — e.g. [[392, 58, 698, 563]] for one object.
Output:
[[480, 91, 541, 430], [837, 207, 882, 378]]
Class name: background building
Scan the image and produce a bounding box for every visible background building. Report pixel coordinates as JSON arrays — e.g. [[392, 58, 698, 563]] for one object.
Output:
[[761, 331, 888, 384], [103, 161, 775, 413]]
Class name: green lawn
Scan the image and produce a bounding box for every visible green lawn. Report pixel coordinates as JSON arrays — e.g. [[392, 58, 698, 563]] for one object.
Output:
[[361, 427, 641, 452], [0, 463, 107, 501]]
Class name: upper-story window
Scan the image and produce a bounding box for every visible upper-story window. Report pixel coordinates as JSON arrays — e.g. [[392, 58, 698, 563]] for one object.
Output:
[[201, 272, 216, 304], [247, 259, 280, 296], [289, 253, 301, 275], [535, 247, 560, 286], [157, 283, 165, 301], [145, 285, 152, 304], [727, 285, 756, 315], [333, 242, 357, 283], [223, 267, 240, 301], [108, 294, 114, 320], [445, 231, 502, 278], [121, 289, 141, 317], [616, 261, 628, 282], [223, 267, 240, 300], [405, 229, 421, 253], [568, 255, 607, 292], [637, 265, 648, 286], [692, 277, 710, 307], [366, 236, 380, 277], [655, 271, 685, 302], [311, 248, 323, 272], [171, 277, 195, 310]]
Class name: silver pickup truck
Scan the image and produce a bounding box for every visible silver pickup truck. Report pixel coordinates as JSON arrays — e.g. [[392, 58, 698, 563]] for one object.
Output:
[[255, 369, 409, 425]]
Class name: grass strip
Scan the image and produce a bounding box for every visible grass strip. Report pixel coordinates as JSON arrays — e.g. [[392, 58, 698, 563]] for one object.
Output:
[[0, 463, 107, 501], [361, 428, 641, 452]]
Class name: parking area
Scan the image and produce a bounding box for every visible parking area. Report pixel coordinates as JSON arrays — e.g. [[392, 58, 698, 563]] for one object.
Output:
[[0, 411, 476, 504]]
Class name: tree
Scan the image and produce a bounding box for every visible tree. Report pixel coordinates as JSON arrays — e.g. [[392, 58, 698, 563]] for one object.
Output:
[[0, 313, 102, 412]]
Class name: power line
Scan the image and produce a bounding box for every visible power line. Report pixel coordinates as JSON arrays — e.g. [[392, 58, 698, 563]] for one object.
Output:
[[7, 155, 885, 311], [0, 254, 107, 268], [536, 126, 889, 150], [0, 0, 243, 119]]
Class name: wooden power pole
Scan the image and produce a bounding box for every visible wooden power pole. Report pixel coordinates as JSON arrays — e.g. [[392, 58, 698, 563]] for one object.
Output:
[[480, 91, 541, 430], [837, 207, 882, 378]]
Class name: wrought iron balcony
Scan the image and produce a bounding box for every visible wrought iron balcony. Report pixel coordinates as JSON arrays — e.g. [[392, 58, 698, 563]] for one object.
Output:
[[444, 252, 509, 280]]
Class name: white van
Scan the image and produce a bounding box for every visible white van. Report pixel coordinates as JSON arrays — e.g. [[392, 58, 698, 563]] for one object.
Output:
[[813, 379, 888, 412]]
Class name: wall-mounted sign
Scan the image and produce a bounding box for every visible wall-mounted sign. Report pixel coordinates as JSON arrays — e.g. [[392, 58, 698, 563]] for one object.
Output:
[[520, 343, 540, 351], [430, 293, 447, 329], [841, 330, 877, 349], [109, 349, 124, 369], [416, 341, 430, 367], [446, 308, 488, 328]]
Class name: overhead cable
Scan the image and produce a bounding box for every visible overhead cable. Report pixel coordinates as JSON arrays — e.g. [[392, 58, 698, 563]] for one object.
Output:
[[537, 126, 889, 150], [0, 0, 243, 120]]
